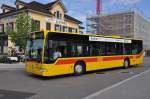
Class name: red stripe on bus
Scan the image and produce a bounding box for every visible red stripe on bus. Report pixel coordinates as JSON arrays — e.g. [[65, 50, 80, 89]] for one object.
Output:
[[136, 52, 144, 59], [55, 58, 97, 65], [55, 55, 137, 65], [102, 56, 125, 61], [55, 59, 76, 65], [129, 56, 134, 59], [84, 58, 98, 62]]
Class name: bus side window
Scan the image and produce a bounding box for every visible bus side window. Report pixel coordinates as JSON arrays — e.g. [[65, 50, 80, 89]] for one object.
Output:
[[132, 40, 143, 54], [83, 45, 91, 56], [106, 42, 116, 55], [137, 41, 143, 53], [70, 44, 90, 57], [132, 45, 138, 54], [77, 46, 83, 56], [99, 43, 105, 56], [132, 41, 138, 54], [56, 41, 67, 57], [124, 43, 131, 55], [70, 45, 77, 57], [91, 42, 105, 56], [92, 43, 98, 56], [116, 43, 123, 55]]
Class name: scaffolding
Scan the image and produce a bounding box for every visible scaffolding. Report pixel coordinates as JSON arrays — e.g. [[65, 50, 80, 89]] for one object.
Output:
[[86, 10, 150, 55], [86, 10, 135, 37]]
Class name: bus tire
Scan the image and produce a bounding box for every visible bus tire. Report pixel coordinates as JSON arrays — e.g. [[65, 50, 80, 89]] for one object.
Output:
[[124, 59, 130, 69], [74, 62, 85, 76]]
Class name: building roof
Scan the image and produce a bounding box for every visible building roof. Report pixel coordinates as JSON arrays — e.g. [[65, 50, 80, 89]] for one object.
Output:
[[15, 0, 27, 5], [45, 1, 58, 7], [64, 14, 82, 24], [46, 0, 67, 13], [25, 1, 52, 14], [0, 0, 82, 24], [1, 4, 16, 10]]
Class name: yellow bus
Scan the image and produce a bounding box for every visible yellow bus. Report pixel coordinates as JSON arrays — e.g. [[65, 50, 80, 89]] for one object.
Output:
[[25, 31, 144, 76]]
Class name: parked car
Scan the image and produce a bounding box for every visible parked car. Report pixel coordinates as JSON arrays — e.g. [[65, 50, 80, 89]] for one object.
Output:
[[0, 54, 7, 63], [16, 52, 25, 62], [0, 54, 18, 64], [7, 56, 18, 63]]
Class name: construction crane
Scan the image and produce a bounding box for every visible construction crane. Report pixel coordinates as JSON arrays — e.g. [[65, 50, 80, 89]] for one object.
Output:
[[96, 0, 102, 15], [87, 0, 104, 34]]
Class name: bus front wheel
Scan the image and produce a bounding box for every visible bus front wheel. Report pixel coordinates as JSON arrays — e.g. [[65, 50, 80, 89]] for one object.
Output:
[[74, 62, 85, 76], [124, 59, 130, 69]]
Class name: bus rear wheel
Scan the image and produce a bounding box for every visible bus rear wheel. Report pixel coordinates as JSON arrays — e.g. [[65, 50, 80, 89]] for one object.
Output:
[[74, 62, 85, 76], [124, 59, 130, 69]]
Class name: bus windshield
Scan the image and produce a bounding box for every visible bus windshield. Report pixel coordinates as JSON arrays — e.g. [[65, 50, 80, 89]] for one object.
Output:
[[26, 32, 44, 61]]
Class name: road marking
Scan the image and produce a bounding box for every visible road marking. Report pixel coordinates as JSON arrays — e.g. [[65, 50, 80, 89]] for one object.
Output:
[[83, 68, 150, 99]]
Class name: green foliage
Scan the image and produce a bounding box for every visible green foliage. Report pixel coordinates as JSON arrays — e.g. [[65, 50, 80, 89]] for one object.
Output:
[[8, 12, 32, 51], [31, 20, 40, 32]]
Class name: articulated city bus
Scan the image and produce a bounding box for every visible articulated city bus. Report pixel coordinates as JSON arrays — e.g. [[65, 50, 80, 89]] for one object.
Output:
[[25, 31, 144, 76]]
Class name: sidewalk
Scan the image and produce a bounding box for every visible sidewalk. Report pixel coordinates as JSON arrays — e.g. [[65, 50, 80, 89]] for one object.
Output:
[[0, 63, 25, 70]]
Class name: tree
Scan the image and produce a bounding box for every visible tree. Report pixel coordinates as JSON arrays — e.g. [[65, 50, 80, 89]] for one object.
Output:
[[8, 11, 36, 51]]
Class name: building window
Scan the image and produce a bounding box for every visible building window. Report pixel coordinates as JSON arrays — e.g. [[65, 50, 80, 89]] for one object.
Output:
[[68, 27, 72, 32], [60, 13, 62, 19], [55, 24, 61, 31], [0, 24, 4, 32], [54, 12, 57, 18], [75, 29, 78, 33], [46, 22, 51, 30], [72, 28, 76, 33], [108, 26, 113, 30], [55, 11, 62, 19], [57, 11, 59, 19], [63, 26, 68, 32], [125, 14, 132, 24], [16, 4, 19, 9], [68, 27, 77, 33], [6, 22, 14, 31], [32, 19, 40, 32]]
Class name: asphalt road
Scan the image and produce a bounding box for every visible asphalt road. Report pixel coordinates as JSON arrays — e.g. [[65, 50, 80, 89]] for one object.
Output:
[[0, 57, 149, 99], [0, 63, 25, 70]]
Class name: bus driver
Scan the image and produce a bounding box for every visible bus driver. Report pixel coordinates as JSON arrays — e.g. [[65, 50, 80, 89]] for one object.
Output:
[[53, 47, 62, 60]]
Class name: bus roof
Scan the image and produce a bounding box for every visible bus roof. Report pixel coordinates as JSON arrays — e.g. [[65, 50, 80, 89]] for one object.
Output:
[[42, 30, 142, 41]]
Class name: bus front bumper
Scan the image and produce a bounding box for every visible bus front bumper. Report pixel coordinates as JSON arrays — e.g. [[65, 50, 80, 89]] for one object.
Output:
[[25, 61, 54, 77]]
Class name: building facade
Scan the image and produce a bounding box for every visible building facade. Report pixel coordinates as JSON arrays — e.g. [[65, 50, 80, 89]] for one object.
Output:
[[86, 10, 150, 55], [0, 0, 83, 55]]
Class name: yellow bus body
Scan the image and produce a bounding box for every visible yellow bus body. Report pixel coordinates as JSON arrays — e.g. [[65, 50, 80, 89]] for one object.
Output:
[[25, 52, 144, 77], [25, 31, 144, 77]]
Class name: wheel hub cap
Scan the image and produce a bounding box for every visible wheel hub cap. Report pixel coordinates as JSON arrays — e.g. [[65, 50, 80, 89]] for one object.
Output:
[[75, 65, 82, 73]]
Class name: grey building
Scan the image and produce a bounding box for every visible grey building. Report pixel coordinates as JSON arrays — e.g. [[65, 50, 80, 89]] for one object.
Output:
[[86, 10, 150, 55]]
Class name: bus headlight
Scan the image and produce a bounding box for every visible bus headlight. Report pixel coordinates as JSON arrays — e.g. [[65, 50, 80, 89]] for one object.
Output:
[[40, 68, 48, 72]]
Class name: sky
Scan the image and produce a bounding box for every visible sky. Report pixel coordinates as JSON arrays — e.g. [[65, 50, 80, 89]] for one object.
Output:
[[0, 0, 150, 26]]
